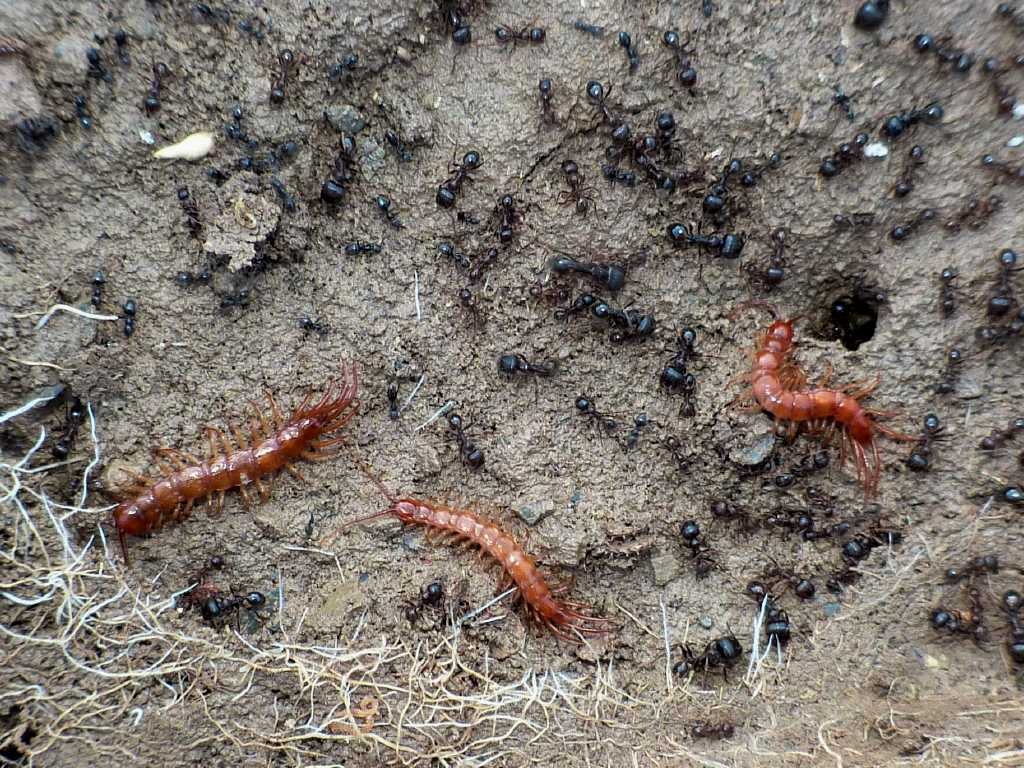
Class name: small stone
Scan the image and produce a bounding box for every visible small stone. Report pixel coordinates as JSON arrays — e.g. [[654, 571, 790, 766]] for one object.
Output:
[[396, 46, 412, 63], [730, 431, 775, 466], [51, 36, 92, 85], [323, 104, 365, 135], [517, 499, 553, 526], [823, 602, 842, 618], [700, 616, 714, 630], [650, 546, 682, 587], [138, 129, 155, 145], [359, 138, 387, 176], [0, 59, 42, 127], [1007, 135, 1024, 148]]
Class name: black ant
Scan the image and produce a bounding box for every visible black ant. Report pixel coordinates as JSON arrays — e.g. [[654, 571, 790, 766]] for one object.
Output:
[[913, 33, 978, 74], [494, 21, 545, 46], [818, 132, 869, 178], [709, 499, 756, 531], [113, 28, 129, 65], [299, 315, 328, 338], [446, 412, 484, 469], [573, 20, 605, 37], [930, 586, 988, 644], [662, 30, 698, 88], [575, 395, 619, 437], [880, 101, 944, 139], [52, 394, 86, 460], [832, 84, 855, 121], [177, 186, 201, 238], [591, 299, 656, 343], [672, 634, 742, 678], [889, 208, 937, 242], [1001, 589, 1024, 665], [893, 145, 925, 197], [458, 287, 483, 327], [622, 413, 650, 453], [667, 223, 745, 259], [944, 193, 1002, 233], [494, 194, 522, 244], [679, 520, 717, 578], [220, 286, 251, 310], [979, 417, 1024, 451], [90, 270, 106, 308], [600, 163, 637, 187], [74, 95, 92, 129], [748, 227, 787, 288], [661, 434, 694, 472], [497, 353, 555, 377], [585, 80, 618, 124], [85, 47, 109, 81], [934, 348, 963, 394], [270, 49, 296, 104], [939, 268, 957, 317], [144, 62, 170, 114], [986, 248, 1020, 318], [122, 299, 137, 337], [387, 379, 400, 419], [944, 554, 1000, 584], [468, 247, 499, 282], [906, 413, 943, 471], [328, 52, 359, 82], [832, 212, 876, 229], [405, 580, 447, 624], [375, 195, 402, 229], [345, 241, 382, 256], [538, 78, 554, 124], [526, 279, 570, 307], [551, 255, 626, 291], [270, 178, 297, 212], [438, 241, 471, 271], [691, 721, 735, 740], [442, 2, 472, 45], [321, 135, 358, 204], [768, 450, 831, 490], [554, 292, 598, 320], [437, 150, 482, 208], [383, 128, 413, 163], [617, 31, 639, 71], [202, 591, 268, 629], [558, 160, 595, 216]]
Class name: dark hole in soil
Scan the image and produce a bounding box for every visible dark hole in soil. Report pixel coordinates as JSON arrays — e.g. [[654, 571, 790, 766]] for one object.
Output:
[[829, 290, 882, 351]]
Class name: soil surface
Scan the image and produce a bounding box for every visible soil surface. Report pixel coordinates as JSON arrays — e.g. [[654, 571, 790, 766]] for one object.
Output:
[[2, 0, 1024, 766]]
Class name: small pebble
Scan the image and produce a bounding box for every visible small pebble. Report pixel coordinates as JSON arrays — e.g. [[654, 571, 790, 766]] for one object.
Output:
[[1008, 135, 1024, 148], [1013, 103, 1024, 120], [138, 129, 155, 145], [863, 142, 889, 158], [699, 616, 714, 629]]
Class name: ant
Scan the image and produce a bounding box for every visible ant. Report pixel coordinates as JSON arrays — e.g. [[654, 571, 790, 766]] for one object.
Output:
[[383, 129, 413, 163], [661, 434, 694, 472], [930, 586, 988, 644], [832, 84, 855, 121], [554, 292, 598, 321], [113, 28, 130, 65], [405, 580, 446, 624], [558, 160, 595, 216], [575, 395, 619, 437], [617, 31, 639, 72], [880, 101, 943, 139], [622, 413, 650, 453], [468, 247, 499, 282], [446, 412, 484, 469], [299, 315, 328, 338], [498, 353, 555, 377], [1001, 589, 1024, 665], [709, 499, 756, 531], [906, 413, 943, 471], [122, 299, 137, 337], [220, 286, 251, 310], [270, 49, 296, 104], [601, 163, 637, 187], [691, 721, 735, 740], [345, 241, 382, 256], [538, 78, 554, 124], [328, 52, 359, 82], [934, 348, 963, 394], [591, 300, 656, 343], [913, 33, 976, 74], [585, 80, 618, 125], [85, 47, 110, 81], [986, 248, 1019, 318], [438, 241, 471, 271], [938, 268, 957, 317], [944, 554, 1000, 584], [144, 62, 170, 114], [979, 417, 1024, 451], [672, 634, 743, 678], [494, 21, 545, 46], [387, 379, 400, 419], [680, 520, 717, 578], [889, 208, 936, 242], [178, 186, 201, 238], [375, 195, 402, 229], [893, 145, 925, 197], [747, 227, 787, 288], [52, 393, 86, 460], [551, 256, 626, 291], [760, 562, 816, 602], [437, 150, 482, 208], [974, 152, 1024, 184], [818, 132, 869, 178], [494, 194, 522, 243], [321, 135, 358, 204], [573, 20, 605, 37], [667, 223, 745, 259], [526, 279, 570, 307], [202, 591, 268, 629], [662, 30, 698, 88], [270, 178, 297, 212], [458, 287, 483, 327], [74, 95, 93, 129], [441, 2, 472, 45], [944, 193, 1002, 233], [768, 450, 831, 490], [90, 270, 106, 308]]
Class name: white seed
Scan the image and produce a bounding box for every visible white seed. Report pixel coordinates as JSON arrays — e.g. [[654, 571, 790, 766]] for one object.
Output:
[[153, 131, 215, 160], [1013, 102, 1024, 121], [138, 129, 155, 145], [1007, 135, 1024, 148], [863, 142, 889, 158]]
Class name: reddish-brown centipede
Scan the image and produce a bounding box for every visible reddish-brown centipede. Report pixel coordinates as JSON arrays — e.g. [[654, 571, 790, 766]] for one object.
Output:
[[332, 471, 613, 642], [112, 364, 359, 562], [739, 305, 912, 496]]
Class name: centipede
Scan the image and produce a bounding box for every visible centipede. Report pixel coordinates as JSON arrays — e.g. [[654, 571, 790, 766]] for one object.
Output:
[[332, 470, 613, 642], [111, 363, 359, 562], [738, 304, 912, 496]]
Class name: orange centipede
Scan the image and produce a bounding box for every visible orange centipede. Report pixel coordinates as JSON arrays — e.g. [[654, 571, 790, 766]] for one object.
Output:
[[739, 305, 913, 496], [112, 364, 359, 562], [333, 470, 613, 642]]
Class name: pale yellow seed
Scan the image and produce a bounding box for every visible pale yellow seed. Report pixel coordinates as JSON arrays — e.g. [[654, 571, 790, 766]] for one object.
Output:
[[153, 131, 215, 161]]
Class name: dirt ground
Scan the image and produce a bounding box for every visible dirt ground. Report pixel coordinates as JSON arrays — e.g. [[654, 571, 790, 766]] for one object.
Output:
[[3, 0, 1024, 765]]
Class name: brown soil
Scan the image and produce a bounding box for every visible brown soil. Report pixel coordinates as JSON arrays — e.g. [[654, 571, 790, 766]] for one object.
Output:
[[2, 1, 1024, 766]]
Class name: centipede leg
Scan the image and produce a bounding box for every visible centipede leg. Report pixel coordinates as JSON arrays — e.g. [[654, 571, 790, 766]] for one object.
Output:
[[266, 391, 286, 428], [238, 483, 254, 509], [229, 422, 249, 449], [252, 476, 271, 502]]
